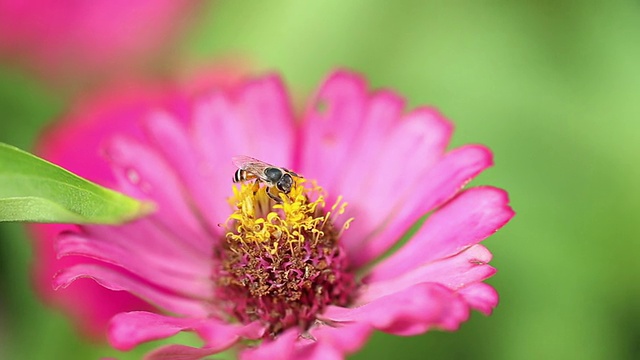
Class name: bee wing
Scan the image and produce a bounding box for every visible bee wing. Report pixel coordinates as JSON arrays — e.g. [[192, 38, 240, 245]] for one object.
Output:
[[284, 168, 303, 178], [232, 155, 272, 181]]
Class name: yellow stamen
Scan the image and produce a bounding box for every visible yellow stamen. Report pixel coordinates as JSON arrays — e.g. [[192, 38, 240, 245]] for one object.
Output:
[[225, 178, 352, 257]]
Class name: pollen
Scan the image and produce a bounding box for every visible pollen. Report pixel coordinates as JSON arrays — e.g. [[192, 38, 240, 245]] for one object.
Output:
[[215, 178, 356, 337]]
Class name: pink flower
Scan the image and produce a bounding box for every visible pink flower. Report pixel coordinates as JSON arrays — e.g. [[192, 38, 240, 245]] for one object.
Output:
[[0, 0, 199, 80], [36, 69, 514, 359]]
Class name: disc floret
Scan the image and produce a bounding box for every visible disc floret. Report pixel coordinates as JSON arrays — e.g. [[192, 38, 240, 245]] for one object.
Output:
[[216, 179, 355, 336]]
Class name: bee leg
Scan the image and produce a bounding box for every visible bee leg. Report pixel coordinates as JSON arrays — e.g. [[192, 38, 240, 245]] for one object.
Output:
[[267, 187, 283, 203]]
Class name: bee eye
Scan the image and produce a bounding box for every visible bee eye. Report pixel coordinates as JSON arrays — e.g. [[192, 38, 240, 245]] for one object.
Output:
[[264, 167, 283, 182]]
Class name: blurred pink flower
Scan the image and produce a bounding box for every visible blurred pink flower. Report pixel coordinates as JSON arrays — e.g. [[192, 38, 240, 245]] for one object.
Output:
[[36, 69, 514, 358], [0, 0, 199, 79]]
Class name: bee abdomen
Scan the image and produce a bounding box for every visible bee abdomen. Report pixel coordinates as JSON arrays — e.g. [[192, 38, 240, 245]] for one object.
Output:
[[233, 169, 246, 183]]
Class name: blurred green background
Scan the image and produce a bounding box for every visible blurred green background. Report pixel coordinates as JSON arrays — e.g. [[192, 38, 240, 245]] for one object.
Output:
[[1, 1, 639, 359]]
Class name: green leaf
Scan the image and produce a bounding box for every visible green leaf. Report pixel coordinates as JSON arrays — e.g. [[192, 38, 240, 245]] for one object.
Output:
[[0, 142, 154, 224]]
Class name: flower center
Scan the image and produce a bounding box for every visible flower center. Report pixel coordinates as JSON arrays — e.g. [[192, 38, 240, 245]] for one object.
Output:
[[215, 179, 355, 337]]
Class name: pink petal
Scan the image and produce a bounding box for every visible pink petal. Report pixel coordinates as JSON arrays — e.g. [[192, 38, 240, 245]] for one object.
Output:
[[144, 345, 220, 360], [239, 328, 300, 360], [293, 343, 343, 360], [298, 70, 369, 188], [360, 245, 496, 304], [109, 311, 264, 354], [458, 282, 499, 316], [104, 135, 212, 254], [54, 264, 211, 317], [190, 89, 253, 216], [237, 74, 295, 165], [321, 282, 470, 335], [83, 221, 211, 272], [196, 320, 265, 347], [347, 145, 494, 267], [367, 186, 514, 282], [294, 322, 373, 359], [56, 232, 212, 300], [142, 111, 227, 235], [190, 75, 295, 175], [328, 89, 405, 192], [109, 311, 201, 351]]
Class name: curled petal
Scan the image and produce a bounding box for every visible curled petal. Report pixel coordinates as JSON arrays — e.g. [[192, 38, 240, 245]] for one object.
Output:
[[360, 244, 496, 304], [54, 264, 210, 317], [458, 282, 499, 316], [110, 311, 264, 354], [321, 282, 470, 335], [57, 232, 212, 300], [367, 186, 514, 282], [109, 311, 201, 351], [197, 320, 265, 348]]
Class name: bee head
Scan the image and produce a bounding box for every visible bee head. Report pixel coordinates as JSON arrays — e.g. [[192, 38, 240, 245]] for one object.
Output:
[[276, 173, 294, 193]]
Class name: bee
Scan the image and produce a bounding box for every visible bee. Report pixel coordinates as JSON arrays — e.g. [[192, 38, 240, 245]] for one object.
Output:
[[232, 155, 301, 202]]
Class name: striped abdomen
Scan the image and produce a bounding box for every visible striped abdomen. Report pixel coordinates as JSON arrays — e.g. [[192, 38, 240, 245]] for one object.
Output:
[[233, 169, 257, 183]]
